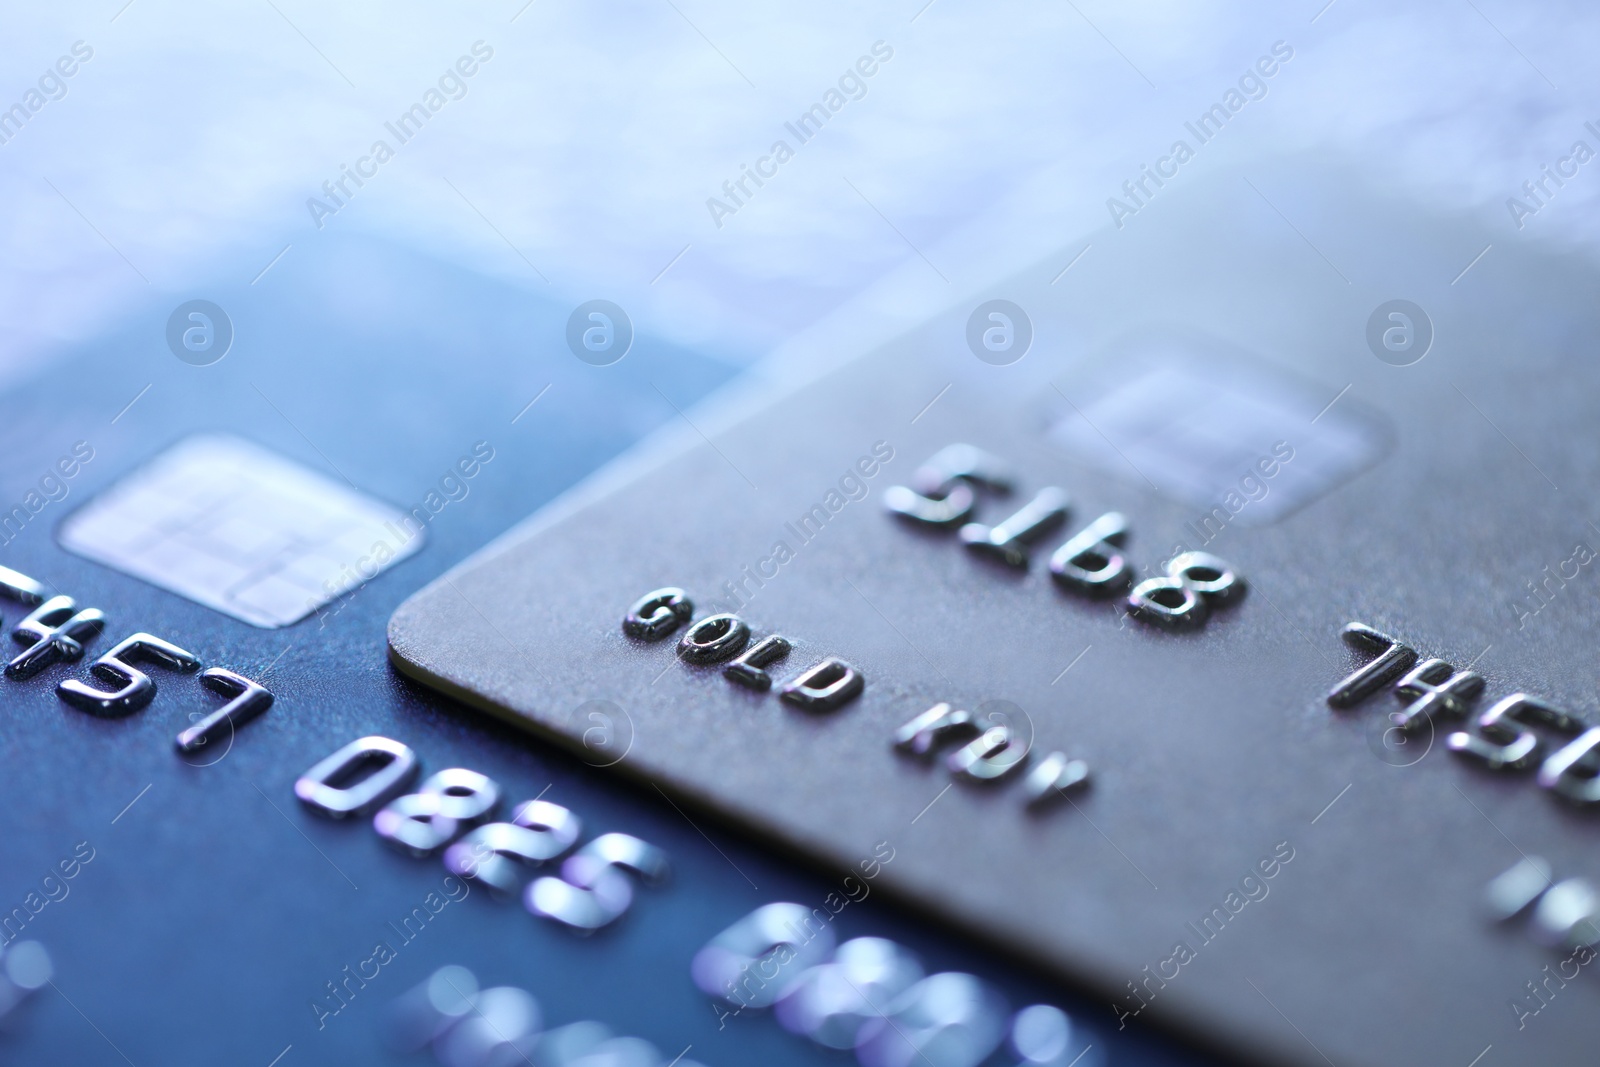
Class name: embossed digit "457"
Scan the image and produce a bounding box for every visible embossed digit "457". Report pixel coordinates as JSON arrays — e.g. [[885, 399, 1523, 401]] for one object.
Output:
[[1, 565, 272, 752]]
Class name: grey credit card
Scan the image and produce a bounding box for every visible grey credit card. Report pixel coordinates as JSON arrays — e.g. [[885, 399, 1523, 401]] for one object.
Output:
[[389, 161, 1600, 1067]]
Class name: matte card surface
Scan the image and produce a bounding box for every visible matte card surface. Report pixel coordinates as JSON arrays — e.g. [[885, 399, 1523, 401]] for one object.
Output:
[[392, 172, 1600, 1066]]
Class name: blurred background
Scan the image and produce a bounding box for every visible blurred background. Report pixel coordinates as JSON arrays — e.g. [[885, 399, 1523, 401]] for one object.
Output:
[[2, 0, 1595, 389]]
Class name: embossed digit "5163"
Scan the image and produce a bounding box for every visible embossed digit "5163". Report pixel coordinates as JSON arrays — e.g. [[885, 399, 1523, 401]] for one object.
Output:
[[886, 443, 1246, 632]]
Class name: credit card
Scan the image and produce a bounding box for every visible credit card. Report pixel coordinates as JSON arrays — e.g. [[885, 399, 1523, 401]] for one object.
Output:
[[0, 230, 1211, 1067], [391, 162, 1600, 1067]]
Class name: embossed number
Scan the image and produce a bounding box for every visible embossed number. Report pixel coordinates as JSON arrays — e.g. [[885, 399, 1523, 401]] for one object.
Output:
[[57, 633, 198, 715]]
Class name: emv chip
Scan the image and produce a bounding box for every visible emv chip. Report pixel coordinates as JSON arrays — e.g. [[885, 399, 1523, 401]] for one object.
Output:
[[1048, 345, 1388, 524], [60, 434, 421, 627]]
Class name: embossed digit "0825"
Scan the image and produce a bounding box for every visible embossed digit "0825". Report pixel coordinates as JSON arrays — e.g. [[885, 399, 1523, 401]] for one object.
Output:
[[374, 768, 502, 857], [526, 833, 671, 932], [296, 736, 421, 817], [444, 799, 583, 896], [296, 736, 671, 930]]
